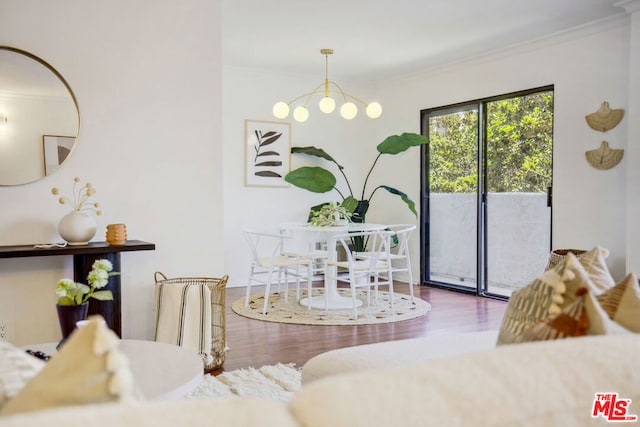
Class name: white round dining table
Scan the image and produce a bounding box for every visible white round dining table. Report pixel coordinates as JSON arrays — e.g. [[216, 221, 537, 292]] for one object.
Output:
[[280, 222, 387, 309]]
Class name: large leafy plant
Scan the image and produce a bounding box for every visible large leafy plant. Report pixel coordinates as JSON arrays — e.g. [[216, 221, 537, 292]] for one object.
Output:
[[285, 132, 428, 222]]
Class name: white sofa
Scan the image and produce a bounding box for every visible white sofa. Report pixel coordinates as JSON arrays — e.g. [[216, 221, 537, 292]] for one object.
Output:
[[301, 330, 499, 384], [1, 333, 639, 427]]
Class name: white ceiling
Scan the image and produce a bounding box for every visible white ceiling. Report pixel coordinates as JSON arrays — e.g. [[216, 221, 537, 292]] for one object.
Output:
[[221, 0, 628, 81]]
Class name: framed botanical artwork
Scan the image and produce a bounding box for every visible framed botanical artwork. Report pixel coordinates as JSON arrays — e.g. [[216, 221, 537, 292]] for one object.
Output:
[[43, 135, 75, 175], [245, 119, 291, 187]]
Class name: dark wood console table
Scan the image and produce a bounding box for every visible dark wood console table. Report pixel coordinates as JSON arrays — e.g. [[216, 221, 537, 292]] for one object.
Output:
[[0, 240, 155, 337]]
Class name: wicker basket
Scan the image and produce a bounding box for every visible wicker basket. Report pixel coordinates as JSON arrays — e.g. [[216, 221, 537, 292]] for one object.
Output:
[[544, 249, 587, 271], [154, 272, 228, 372]]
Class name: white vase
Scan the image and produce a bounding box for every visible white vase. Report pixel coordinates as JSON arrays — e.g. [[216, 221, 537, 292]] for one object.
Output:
[[58, 211, 97, 245]]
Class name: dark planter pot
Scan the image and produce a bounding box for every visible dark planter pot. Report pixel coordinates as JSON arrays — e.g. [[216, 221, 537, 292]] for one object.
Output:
[[56, 302, 89, 340]]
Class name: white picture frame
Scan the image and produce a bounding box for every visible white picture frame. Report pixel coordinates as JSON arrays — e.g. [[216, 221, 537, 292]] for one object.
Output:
[[245, 119, 291, 187]]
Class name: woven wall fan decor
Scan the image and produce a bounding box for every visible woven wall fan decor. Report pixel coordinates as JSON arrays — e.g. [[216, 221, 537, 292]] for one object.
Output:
[[585, 140, 624, 170], [585, 101, 624, 132]]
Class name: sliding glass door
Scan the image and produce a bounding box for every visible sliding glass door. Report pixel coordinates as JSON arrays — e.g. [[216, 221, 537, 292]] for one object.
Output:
[[421, 87, 553, 298], [425, 106, 479, 292]]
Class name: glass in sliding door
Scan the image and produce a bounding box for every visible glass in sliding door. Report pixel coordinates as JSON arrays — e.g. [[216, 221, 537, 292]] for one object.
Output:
[[425, 106, 479, 291], [484, 91, 553, 296]]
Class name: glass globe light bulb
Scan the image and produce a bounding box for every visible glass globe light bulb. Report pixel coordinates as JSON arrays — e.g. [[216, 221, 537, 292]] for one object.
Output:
[[273, 102, 290, 119], [366, 102, 382, 119], [318, 97, 336, 114], [293, 106, 309, 122], [340, 102, 358, 120]]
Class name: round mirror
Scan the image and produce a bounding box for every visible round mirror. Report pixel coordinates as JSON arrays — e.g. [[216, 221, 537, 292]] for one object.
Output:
[[0, 46, 80, 186]]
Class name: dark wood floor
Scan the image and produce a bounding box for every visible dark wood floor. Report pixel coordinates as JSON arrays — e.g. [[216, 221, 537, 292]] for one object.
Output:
[[215, 283, 507, 373]]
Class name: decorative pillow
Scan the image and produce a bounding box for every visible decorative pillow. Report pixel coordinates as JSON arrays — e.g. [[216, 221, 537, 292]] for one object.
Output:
[[497, 252, 614, 345], [0, 316, 136, 416], [496, 260, 572, 345], [543, 246, 615, 295], [0, 340, 45, 411], [574, 246, 615, 294], [557, 253, 632, 335], [597, 273, 640, 332], [519, 287, 590, 342]]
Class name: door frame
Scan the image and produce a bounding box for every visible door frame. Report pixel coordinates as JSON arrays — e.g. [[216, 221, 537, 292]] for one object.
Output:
[[419, 85, 554, 299]]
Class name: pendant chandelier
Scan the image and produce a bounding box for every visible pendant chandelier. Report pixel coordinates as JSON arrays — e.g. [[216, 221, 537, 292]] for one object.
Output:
[[272, 49, 382, 122]]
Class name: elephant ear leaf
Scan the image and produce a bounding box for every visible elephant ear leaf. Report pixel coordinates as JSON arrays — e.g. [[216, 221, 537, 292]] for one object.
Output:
[[377, 133, 428, 155], [381, 185, 418, 217], [341, 196, 359, 213], [291, 146, 345, 170], [285, 167, 336, 193]]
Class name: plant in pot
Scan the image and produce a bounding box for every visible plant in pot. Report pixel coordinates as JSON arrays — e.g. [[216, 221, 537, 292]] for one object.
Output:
[[55, 259, 118, 344], [284, 132, 428, 249], [309, 201, 353, 226]]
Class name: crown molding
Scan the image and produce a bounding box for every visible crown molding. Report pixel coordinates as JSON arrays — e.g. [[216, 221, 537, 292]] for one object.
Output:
[[614, 0, 640, 13]]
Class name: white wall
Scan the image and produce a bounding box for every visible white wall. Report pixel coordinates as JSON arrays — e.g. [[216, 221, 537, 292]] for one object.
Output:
[[374, 17, 632, 281], [0, 0, 223, 344], [625, 4, 640, 274]]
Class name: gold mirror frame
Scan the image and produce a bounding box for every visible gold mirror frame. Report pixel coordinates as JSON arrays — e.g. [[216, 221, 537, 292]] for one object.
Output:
[[0, 46, 80, 186]]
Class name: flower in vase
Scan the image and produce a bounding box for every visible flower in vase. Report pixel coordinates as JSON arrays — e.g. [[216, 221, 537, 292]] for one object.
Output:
[[51, 177, 102, 215], [56, 259, 119, 306]]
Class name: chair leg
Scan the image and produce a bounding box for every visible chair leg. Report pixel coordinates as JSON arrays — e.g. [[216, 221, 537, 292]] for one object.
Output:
[[350, 270, 359, 319], [262, 267, 274, 315], [244, 266, 254, 307], [388, 274, 395, 314], [306, 261, 312, 310], [405, 258, 415, 302], [373, 274, 379, 305], [280, 267, 289, 303], [351, 286, 358, 319], [295, 263, 301, 302]]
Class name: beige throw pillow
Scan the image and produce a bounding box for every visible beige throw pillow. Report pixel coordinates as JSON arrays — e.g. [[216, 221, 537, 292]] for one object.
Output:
[[0, 316, 135, 416], [497, 252, 618, 345], [574, 246, 615, 294], [597, 273, 640, 332], [496, 260, 572, 345], [0, 341, 45, 411], [519, 287, 590, 342]]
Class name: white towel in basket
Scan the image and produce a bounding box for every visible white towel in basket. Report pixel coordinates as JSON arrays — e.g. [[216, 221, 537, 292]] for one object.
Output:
[[154, 282, 213, 366]]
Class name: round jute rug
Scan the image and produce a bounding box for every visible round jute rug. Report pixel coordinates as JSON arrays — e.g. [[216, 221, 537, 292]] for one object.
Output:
[[231, 289, 431, 326]]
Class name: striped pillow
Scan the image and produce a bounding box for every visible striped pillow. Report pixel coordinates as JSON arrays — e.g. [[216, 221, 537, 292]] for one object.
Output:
[[519, 287, 590, 342], [496, 261, 571, 345], [596, 273, 640, 332]]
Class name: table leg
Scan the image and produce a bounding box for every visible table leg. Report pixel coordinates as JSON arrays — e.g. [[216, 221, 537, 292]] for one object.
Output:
[[299, 234, 363, 310], [73, 252, 121, 337]]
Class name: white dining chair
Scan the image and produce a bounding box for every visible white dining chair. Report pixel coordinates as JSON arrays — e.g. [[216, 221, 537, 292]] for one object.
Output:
[[354, 224, 416, 301], [280, 226, 328, 281], [327, 229, 395, 318], [243, 229, 313, 314]]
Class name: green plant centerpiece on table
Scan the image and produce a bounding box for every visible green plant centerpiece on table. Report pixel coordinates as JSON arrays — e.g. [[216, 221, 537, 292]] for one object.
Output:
[[309, 201, 353, 226], [284, 132, 428, 222]]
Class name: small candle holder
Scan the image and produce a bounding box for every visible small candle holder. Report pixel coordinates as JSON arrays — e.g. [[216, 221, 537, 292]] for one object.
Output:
[[106, 224, 127, 245]]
